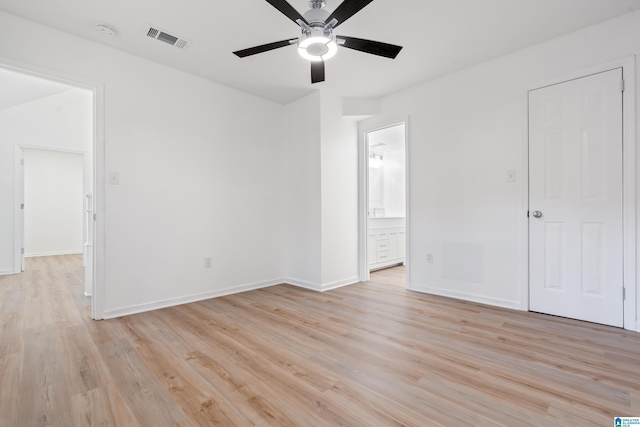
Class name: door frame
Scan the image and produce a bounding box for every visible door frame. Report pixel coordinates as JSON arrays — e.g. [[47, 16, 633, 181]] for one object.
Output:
[[522, 56, 637, 331], [1, 57, 106, 320], [358, 117, 410, 286]]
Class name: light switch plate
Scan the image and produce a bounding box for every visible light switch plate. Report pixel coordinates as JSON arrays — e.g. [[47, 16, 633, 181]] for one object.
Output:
[[108, 171, 119, 185]]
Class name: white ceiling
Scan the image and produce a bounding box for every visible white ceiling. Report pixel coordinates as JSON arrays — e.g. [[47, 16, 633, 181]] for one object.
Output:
[[1, 0, 640, 104], [0, 68, 74, 111]]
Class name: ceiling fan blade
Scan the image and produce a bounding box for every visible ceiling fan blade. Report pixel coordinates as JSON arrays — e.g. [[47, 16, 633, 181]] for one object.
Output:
[[336, 36, 403, 59], [233, 38, 297, 58], [265, 0, 309, 26], [311, 60, 325, 84], [326, 0, 374, 28]]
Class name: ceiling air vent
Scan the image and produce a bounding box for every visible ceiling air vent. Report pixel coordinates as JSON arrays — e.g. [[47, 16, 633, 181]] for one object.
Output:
[[144, 25, 192, 50]]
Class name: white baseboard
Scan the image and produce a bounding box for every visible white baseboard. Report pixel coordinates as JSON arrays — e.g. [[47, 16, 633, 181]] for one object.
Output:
[[636, 320, 640, 333], [320, 276, 360, 292], [285, 277, 322, 292], [102, 274, 369, 320], [25, 250, 83, 258], [84, 292, 92, 297], [408, 284, 522, 311], [102, 278, 285, 319], [284, 277, 360, 292], [0, 268, 17, 276]]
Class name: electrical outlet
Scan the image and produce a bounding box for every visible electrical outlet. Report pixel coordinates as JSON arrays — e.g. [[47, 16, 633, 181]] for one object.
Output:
[[204, 257, 212, 268], [426, 254, 434, 263]]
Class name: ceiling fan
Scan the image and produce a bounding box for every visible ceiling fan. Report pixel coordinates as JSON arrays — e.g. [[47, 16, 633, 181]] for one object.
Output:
[[233, 0, 403, 84]]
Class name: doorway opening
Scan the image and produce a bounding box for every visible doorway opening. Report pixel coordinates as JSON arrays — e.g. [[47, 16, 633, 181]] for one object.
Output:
[[0, 63, 102, 319], [359, 120, 409, 286], [19, 148, 89, 282]]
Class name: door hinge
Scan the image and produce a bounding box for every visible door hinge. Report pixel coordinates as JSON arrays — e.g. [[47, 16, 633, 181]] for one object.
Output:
[[20, 159, 24, 166], [21, 248, 24, 255], [621, 79, 625, 92], [93, 214, 97, 221], [20, 203, 24, 210], [527, 211, 530, 218], [623, 287, 626, 300]]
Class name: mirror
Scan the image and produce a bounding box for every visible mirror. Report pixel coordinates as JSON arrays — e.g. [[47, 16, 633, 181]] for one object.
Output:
[[368, 166, 382, 203]]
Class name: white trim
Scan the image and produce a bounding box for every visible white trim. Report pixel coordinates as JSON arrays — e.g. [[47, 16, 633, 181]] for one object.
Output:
[[92, 83, 106, 320], [17, 145, 86, 155], [409, 284, 522, 311], [358, 117, 410, 288], [518, 87, 530, 311], [285, 277, 322, 291], [0, 56, 106, 321], [84, 291, 92, 297], [103, 278, 284, 319], [13, 145, 23, 274], [522, 56, 637, 331], [358, 123, 368, 282], [25, 250, 83, 257], [320, 276, 360, 292], [621, 59, 638, 332], [0, 269, 16, 276]]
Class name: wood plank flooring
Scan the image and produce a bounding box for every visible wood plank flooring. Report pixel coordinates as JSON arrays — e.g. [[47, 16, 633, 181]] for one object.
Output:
[[1, 256, 639, 426]]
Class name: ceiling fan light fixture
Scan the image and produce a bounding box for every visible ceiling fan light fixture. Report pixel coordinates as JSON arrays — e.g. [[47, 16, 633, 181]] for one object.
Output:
[[298, 33, 337, 62]]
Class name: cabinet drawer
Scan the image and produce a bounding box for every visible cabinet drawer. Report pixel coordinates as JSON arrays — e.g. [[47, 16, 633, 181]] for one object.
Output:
[[377, 232, 389, 240], [377, 251, 389, 262], [377, 240, 389, 250]]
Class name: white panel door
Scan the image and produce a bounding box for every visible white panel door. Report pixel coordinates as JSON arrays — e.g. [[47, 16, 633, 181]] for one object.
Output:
[[529, 68, 623, 327]]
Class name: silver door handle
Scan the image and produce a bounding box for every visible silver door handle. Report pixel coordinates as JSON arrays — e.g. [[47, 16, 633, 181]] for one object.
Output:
[[532, 211, 543, 218]]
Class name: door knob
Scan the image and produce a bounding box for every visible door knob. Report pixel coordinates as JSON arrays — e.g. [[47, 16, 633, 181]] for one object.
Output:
[[532, 210, 543, 218]]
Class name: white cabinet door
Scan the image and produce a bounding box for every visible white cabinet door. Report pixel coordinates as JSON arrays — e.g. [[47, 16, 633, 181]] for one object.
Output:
[[388, 230, 399, 259], [529, 68, 623, 327]]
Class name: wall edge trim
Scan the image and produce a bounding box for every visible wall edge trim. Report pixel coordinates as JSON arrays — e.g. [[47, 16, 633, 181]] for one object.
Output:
[[102, 278, 284, 319], [408, 284, 522, 311], [284, 277, 322, 292], [25, 250, 83, 258], [320, 276, 360, 292]]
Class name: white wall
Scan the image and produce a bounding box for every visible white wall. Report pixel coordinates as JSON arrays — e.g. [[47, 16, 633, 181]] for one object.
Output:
[[283, 91, 359, 291], [369, 11, 640, 326], [0, 88, 93, 273], [320, 91, 359, 289], [284, 92, 322, 288], [0, 11, 286, 317], [23, 149, 84, 257]]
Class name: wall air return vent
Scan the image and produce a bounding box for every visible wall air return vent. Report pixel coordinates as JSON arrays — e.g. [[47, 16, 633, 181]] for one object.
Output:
[[144, 25, 192, 50]]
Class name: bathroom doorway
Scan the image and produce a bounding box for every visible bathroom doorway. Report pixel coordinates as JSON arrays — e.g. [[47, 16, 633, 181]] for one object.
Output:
[[359, 120, 408, 285]]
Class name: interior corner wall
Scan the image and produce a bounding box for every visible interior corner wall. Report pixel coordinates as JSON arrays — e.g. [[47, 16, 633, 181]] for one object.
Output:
[[0, 11, 286, 316], [373, 12, 640, 317], [320, 92, 359, 289], [0, 88, 93, 273], [283, 91, 359, 291], [283, 92, 322, 288]]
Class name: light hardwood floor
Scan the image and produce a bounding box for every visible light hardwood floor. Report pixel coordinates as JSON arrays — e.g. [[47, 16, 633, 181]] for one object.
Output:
[[1, 256, 639, 426]]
